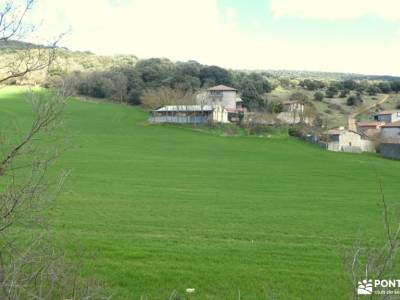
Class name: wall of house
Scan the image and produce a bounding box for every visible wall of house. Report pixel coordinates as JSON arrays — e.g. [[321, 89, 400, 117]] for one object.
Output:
[[206, 91, 237, 109], [381, 127, 400, 139], [375, 114, 393, 123], [393, 112, 400, 123], [380, 143, 400, 160], [327, 142, 340, 151], [375, 112, 400, 123], [212, 106, 229, 123], [360, 139, 376, 152], [339, 131, 362, 148]]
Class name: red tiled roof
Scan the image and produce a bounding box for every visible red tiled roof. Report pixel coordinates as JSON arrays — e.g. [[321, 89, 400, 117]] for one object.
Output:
[[207, 85, 237, 91], [357, 121, 385, 127]]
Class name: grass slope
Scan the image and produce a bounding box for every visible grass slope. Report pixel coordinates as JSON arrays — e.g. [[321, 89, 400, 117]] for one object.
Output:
[[1, 87, 399, 299]]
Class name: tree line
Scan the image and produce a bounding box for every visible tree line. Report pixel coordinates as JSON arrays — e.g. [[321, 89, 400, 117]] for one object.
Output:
[[50, 58, 275, 110]]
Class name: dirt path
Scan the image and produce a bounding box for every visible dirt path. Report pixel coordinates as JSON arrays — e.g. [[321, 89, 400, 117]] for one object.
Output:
[[348, 94, 389, 130]]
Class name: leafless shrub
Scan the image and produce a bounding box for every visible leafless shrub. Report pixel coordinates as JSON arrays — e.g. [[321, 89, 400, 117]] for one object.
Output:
[[0, 1, 108, 298], [141, 87, 196, 110]]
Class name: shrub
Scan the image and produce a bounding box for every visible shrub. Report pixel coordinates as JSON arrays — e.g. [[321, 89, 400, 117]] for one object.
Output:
[[313, 91, 324, 101], [339, 89, 350, 98], [267, 101, 283, 113], [347, 93, 363, 106], [325, 86, 338, 98]]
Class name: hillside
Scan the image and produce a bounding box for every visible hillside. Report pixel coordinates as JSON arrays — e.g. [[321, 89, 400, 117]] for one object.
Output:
[[269, 87, 400, 128], [263, 69, 400, 81], [1, 86, 399, 299], [0, 40, 137, 83]]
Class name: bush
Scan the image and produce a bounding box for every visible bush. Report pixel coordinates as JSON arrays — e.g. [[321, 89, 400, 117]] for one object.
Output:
[[396, 102, 400, 110], [313, 91, 324, 101], [366, 85, 381, 96], [325, 86, 338, 98], [347, 94, 363, 106], [267, 101, 283, 114], [339, 89, 350, 98], [288, 126, 302, 137]]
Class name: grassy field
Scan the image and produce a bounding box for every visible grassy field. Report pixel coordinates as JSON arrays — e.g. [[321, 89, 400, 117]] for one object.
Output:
[[1, 86, 400, 299]]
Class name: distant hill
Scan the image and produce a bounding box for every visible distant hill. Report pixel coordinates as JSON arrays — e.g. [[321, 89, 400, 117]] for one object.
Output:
[[2, 40, 399, 85], [261, 69, 400, 81], [0, 40, 138, 84]]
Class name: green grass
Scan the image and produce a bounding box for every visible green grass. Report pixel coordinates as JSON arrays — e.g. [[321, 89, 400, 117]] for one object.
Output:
[[1, 86, 400, 299]]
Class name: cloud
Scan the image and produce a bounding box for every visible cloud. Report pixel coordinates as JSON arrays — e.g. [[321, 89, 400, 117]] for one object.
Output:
[[270, 0, 400, 21], [29, 0, 237, 59]]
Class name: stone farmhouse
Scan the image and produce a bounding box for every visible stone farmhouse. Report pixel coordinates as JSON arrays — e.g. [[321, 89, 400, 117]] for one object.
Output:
[[322, 127, 375, 153], [150, 85, 245, 124]]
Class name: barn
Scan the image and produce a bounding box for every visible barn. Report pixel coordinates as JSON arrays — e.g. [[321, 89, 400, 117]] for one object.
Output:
[[149, 105, 229, 124]]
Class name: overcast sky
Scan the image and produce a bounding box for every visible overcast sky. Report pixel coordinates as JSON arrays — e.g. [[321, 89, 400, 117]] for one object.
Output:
[[28, 0, 400, 75]]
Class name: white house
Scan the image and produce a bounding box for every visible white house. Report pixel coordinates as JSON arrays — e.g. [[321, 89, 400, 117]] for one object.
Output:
[[374, 110, 400, 123], [200, 85, 243, 110], [149, 105, 228, 124], [323, 127, 375, 153]]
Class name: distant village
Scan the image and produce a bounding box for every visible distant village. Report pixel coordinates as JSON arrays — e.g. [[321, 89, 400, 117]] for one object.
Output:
[[149, 85, 400, 160]]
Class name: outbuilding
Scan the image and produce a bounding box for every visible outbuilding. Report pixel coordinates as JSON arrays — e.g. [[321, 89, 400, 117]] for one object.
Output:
[[323, 127, 375, 153], [149, 105, 228, 124], [374, 110, 400, 123]]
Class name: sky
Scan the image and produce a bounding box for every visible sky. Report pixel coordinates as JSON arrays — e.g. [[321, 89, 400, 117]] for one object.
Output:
[[26, 0, 400, 75]]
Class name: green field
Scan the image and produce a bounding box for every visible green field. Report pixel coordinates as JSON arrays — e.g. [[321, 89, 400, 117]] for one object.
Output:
[[1, 87, 400, 299]]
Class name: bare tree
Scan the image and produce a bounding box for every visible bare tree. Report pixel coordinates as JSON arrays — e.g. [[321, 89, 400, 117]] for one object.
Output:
[[0, 0, 59, 85], [141, 87, 196, 110], [0, 1, 107, 299]]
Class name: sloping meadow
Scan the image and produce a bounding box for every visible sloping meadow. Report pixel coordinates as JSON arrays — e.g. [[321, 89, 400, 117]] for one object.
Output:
[[1, 87, 399, 299]]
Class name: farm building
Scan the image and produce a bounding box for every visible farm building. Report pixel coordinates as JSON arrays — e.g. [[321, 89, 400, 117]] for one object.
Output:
[[149, 105, 228, 124], [198, 85, 243, 110], [374, 110, 400, 123], [380, 121, 400, 140], [150, 85, 245, 124], [378, 121, 400, 159], [356, 121, 385, 137], [322, 127, 375, 153]]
